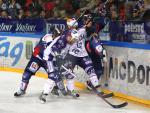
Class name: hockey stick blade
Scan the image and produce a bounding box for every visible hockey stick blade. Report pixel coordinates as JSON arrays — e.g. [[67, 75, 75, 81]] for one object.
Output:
[[95, 90, 113, 98], [97, 90, 128, 108], [111, 102, 128, 108], [90, 84, 128, 108]]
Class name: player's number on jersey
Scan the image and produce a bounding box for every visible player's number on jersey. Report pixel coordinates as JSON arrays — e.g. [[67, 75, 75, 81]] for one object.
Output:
[[72, 41, 82, 54]]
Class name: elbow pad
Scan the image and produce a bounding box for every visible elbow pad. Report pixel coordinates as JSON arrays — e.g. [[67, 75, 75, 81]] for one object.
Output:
[[95, 45, 103, 53]]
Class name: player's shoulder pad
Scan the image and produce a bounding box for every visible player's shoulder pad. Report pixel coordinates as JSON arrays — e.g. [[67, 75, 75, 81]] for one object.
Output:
[[42, 34, 53, 43]]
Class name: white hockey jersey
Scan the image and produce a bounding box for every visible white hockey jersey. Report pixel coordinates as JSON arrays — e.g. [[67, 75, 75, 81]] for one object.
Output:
[[69, 27, 88, 57]]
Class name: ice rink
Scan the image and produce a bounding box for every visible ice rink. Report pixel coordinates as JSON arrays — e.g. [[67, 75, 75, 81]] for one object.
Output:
[[0, 71, 150, 113]]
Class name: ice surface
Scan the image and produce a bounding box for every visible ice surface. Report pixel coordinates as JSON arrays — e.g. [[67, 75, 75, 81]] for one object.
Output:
[[0, 71, 150, 113]]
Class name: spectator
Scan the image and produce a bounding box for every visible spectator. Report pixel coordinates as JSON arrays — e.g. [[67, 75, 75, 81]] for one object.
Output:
[[79, 0, 88, 9], [59, 9, 68, 19], [18, 9, 26, 19], [132, 0, 145, 20], [7, 0, 22, 19], [125, 1, 134, 20], [71, 0, 80, 11], [144, 0, 150, 10], [53, 7, 61, 19], [27, 0, 43, 13], [32, 9, 40, 19], [110, 5, 118, 20], [39, 10, 46, 19], [63, 0, 74, 15], [80, 0, 99, 13], [45, 10, 54, 19], [0, 0, 7, 11], [52, 0, 62, 18], [118, 4, 126, 21], [16, 0, 26, 9], [43, 0, 55, 12], [43, 0, 55, 19], [0, 10, 10, 18], [26, 0, 32, 7], [25, 10, 33, 19]]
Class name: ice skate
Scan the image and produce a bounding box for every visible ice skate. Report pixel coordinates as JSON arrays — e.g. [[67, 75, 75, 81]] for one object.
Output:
[[14, 82, 28, 97], [104, 80, 108, 87], [56, 81, 67, 96], [14, 89, 25, 97], [60, 88, 68, 96], [86, 81, 104, 95], [51, 86, 59, 96], [86, 81, 93, 91], [39, 92, 48, 104], [67, 88, 80, 98]]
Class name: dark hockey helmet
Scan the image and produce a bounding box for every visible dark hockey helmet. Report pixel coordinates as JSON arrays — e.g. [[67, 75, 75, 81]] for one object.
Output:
[[49, 25, 61, 37], [83, 10, 93, 22]]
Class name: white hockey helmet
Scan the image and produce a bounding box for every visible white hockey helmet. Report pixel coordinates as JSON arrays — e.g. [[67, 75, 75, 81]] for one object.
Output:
[[67, 18, 78, 27]]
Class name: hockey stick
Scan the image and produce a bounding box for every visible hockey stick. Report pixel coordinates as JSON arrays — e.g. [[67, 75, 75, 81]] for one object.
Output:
[[104, 0, 110, 5], [102, 92, 114, 98], [90, 83, 128, 108], [61, 65, 76, 77], [72, 9, 87, 27]]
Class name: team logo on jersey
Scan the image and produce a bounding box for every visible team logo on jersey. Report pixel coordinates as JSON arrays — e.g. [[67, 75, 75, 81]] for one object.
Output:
[[29, 62, 39, 72]]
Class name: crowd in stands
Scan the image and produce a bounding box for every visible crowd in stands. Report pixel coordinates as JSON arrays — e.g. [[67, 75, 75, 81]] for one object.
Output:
[[0, 0, 149, 21]]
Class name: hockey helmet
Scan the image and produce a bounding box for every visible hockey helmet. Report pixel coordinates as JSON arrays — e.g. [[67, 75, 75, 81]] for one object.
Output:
[[83, 14, 92, 21], [82, 10, 92, 22], [67, 18, 78, 27]]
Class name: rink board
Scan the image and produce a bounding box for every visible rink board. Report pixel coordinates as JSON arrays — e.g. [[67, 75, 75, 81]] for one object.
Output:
[[0, 35, 150, 105], [104, 45, 150, 105]]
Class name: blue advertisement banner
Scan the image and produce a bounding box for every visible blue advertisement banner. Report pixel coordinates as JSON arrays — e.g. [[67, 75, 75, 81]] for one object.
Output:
[[0, 18, 149, 44], [109, 21, 150, 44], [0, 18, 44, 34], [46, 19, 67, 33]]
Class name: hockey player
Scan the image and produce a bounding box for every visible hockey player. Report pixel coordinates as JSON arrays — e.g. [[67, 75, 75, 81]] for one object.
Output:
[[14, 25, 79, 101], [83, 13, 109, 88], [85, 33, 108, 88], [60, 17, 103, 95], [50, 18, 81, 98], [39, 20, 80, 103], [14, 27, 59, 97]]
